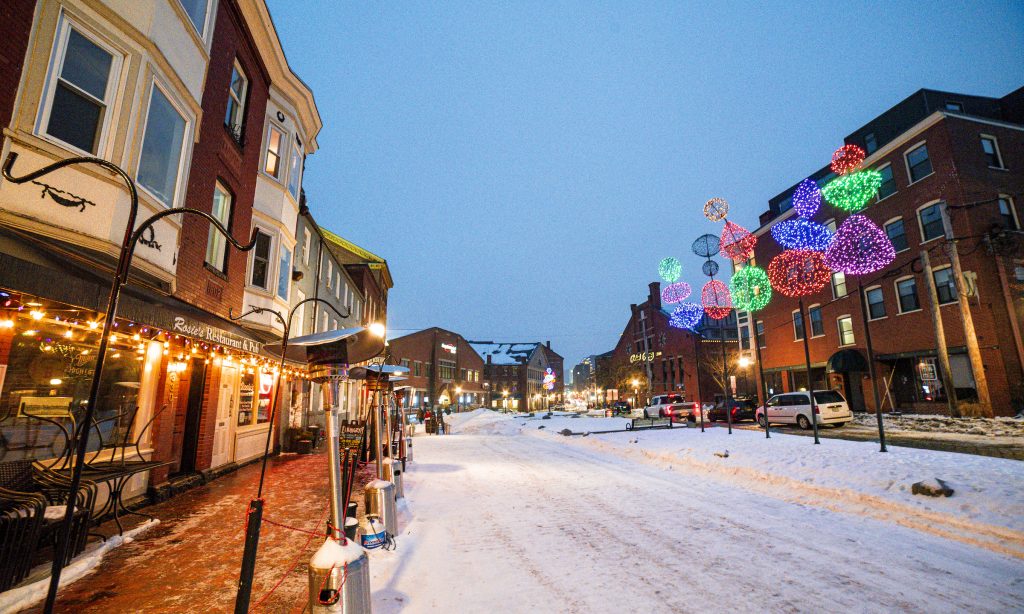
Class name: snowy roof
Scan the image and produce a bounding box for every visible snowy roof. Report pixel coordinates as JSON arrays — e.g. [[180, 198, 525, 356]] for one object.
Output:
[[468, 342, 541, 366]]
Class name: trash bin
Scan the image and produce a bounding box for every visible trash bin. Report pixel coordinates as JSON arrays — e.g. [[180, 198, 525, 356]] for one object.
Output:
[[365, 479, 397, 537], [344, 517, 358, 541]]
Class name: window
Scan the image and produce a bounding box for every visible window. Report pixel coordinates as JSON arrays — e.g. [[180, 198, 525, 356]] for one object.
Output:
[[224, 63, 247, 144], [877, 164, 896, 200], [177, 0, 210, 37], [249, 230, 272, 289], [905, 143, 932, 183], [756, 320, 765, 348], [287, 143, 303, 199], [836, 316, 855, 346], [41, 22, 119, 154], [981, 136, 1004, 169], [264, 124, 284, 178], [302, 228, 312, 265], [896, 277, 920, 313], [320, 311, 328, 333], [866, 287, 885, 320], [885, 218, 908, 252], [825, 218, 837, 233], [277, 246, 291, 300], [137, 84, 187, 206], [831, 272, 847, 298], [793, 310, 805, 341], [999, 197, 1019, 230], [205, 184, 232, 271], [864, 132, 877, 154], [326, 260, 333, 288], [808, 305, 824, 337], [945, 101, 964, 112], [933, 267, 958, 305], [918, 202, 946, 242], [739, 326, 750, 350], [438, 360, 455, 380]]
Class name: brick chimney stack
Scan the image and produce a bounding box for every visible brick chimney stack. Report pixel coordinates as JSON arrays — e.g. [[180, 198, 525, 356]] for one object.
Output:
[[649, 281, 661, 310]]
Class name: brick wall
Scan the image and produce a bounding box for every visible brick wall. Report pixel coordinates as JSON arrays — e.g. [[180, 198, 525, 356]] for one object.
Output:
[[0, 0, 34, 132]]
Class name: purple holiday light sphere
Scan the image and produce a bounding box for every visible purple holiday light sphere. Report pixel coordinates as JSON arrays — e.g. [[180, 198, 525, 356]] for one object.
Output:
[[824, 214, 896, 275], [792, 178, 822, 218]]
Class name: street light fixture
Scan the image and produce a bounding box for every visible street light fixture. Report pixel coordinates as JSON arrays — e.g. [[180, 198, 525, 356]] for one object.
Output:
[[631, 378, 640, 409]]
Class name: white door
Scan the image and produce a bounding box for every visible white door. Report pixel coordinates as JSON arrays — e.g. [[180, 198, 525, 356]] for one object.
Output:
[[211, 365, 239, 468]]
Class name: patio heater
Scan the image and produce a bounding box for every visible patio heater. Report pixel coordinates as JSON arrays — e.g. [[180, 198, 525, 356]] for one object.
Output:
[[265, 327, 384, 612]]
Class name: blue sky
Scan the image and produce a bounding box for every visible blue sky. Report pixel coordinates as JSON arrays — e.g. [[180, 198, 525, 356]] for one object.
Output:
[[266, 0, 1024, 377]]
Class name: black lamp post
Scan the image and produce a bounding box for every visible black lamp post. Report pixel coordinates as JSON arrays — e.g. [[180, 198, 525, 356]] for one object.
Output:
[[3, 152, 259, 614]]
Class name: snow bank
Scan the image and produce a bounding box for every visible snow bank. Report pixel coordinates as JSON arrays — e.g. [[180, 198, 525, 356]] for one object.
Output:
[[853, 412, 1024, 437]]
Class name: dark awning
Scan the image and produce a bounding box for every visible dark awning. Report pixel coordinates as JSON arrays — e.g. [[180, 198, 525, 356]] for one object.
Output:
[[826, 348, 868, 372]]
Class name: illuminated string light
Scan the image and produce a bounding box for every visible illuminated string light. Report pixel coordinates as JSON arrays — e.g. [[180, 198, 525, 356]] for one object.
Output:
[[701, 279, 732, 320], [702, 260, 719, 277], [669, 303, 704, 330], [792, 178, 822, 218], [830, 144, 866, 175], [770, 217, 835, 252], [824, 214, 896, 275], [691, 233, 720, 258], [661, 282, 692, 304], [719, 220, 757, 262], [767, 249, 831, 298], [658, 257, 682, 283], [703, 197, 729, 222], [729, 266, 772, 312], [821, 169, 883, 212]]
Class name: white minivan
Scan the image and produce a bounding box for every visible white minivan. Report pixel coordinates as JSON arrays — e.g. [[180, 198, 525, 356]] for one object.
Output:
[[756, 390, 852, 429]]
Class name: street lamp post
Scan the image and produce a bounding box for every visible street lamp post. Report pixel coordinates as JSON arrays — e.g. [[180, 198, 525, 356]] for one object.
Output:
[[631, 378, 640, 412], [455, 386, 462, 413]]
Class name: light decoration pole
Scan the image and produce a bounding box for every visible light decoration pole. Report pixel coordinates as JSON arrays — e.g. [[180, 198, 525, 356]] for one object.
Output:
[[822, 144, 898, 452], [694, 217, 734, 433], [668, 302, 706, 431], [729, 264, 773, 438]]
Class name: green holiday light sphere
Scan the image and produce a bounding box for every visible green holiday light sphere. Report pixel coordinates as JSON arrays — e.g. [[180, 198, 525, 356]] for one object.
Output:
[[821, 169, 883, 212], [729, 265, 772, 312], [658, 257, 682, 283]]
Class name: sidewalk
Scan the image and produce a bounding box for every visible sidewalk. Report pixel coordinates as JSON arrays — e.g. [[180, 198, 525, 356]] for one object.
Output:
[[21, 451, 373, 613]]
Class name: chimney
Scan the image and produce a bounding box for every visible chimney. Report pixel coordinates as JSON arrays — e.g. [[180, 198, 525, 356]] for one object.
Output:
[[649, 281, 661, 310], [546, 340, 551, 349]]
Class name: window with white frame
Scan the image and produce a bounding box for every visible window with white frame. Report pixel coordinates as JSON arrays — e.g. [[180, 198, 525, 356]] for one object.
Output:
[[41, 20, 121, 155], [326, 259, 333, 288], [277, 245, 292, 300], [287, 142, 302, 199], [320, 311, 328, 333], [808, 305, 824, 337], [793, 310, 805, 341], [756, 320, 765, 348], [905, 143, 932, 183], [866, 286, 885, 319], [933, 266, 958, 305], [981, 136, 1004, 169], [999, 196, 1019, 230], [224, 63, 247, 143], [896, 277, 920, 313], [918, 202, 946, 242], [294, 290, 305, 334], [335, 273, 341, 299], [831, 272, 848, 298], [302, 228, 312, 265], [137, 83, 187, 206], [177, 0, 211, 37], [837, 316, 855, 346], [877, 164, 896, 200], [885, 217, 908, 252], [205, 183, 232, 271], [249, 230, 272, 289], [264, 124, 284, 178]]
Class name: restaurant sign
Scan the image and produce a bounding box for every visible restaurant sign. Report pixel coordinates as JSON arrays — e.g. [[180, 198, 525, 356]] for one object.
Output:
[[172, 316, 261, 354]]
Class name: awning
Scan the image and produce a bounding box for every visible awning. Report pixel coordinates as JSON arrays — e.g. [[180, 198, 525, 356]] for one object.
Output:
[[264, 328, 384, 366], [826, 348, 868, 373]]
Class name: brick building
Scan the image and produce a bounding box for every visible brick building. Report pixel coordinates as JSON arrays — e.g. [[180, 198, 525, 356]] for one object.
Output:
[[471, 341, 564, 411], [388, 328, 486, 411], [742, 86, 1024, 416]]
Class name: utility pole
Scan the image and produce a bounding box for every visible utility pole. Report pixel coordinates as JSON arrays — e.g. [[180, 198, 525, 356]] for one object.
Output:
[[946, 238, 992, 415], [921, 250, 960, 418]]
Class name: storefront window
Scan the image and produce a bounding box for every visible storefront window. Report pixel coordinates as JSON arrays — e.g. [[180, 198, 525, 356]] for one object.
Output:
[[237, 370, 275, 427]]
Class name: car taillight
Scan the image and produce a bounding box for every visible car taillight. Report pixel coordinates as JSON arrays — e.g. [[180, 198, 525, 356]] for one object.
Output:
[[814, 406, 820, 414]]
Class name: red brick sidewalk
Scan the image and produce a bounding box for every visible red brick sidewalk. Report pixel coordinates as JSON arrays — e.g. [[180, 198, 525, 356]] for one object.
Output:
[[25, 452, 372, 613]]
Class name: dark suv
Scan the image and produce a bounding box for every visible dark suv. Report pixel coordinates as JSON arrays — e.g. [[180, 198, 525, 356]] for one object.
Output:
[[606, 401, 631, 416], [708, 399, 757, 423]]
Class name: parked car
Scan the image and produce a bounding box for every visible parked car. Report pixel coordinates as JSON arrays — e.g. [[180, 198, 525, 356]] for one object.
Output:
[[638, 394, 698, 420], [606, 401, 631, 416], [707, 398, 757, 423], [756, 390, 853, 429]]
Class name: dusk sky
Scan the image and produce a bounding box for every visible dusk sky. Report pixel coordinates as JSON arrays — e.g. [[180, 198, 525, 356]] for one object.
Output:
[[266, 0, 1024, 377]]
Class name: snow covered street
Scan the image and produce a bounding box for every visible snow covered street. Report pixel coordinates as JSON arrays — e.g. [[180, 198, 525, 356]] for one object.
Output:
[[369, 410, 1024, 613]]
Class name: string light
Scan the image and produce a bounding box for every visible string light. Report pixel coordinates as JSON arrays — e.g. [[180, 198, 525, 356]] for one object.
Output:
[[701, 279, 732, 320], [702, 260, 719, 277], [30, 310, 44, 320], [767, 249, 831, 298], [691, 233, 720, 259], [703, 197, 729, 222], [661, 282, 692, 304], [770, 217, 834, 252], [824, 214, 896, 275], [0, 319, 13, 329], [658, 257, 682, 283], [792, 178, 822, 218], [719, 220, 758, 262], [830, 144, 866, 175], [669, 303, 704, 330], [730, 265, 772, 312], [822, 169, 883, 212]]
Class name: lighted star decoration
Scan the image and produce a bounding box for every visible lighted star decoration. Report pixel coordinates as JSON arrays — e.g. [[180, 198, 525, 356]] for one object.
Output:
[[729, 265, 772, 312], [824, 214, 896, 275], [830, 144, 866, 175], [658, 257, 682, 283], [701, 279, 732, 320], [661, 281, 692, 304], [719, 220, 758, 262], [792, 178, 822, 218], [821, 169, 883, 212], [703, 197, 730, 222], [767, 249, 831, 298], [669, 303, 704, 330], [770, 217, 835, 252]]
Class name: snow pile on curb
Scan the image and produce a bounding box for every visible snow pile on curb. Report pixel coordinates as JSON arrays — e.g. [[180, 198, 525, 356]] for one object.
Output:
[[853, 413, 1024, 437], [446, 409, 523, 436], [0, 519, 159, 612]]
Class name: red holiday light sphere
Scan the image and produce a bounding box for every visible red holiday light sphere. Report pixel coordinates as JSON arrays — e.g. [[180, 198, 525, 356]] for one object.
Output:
[[701, 279, 732, 320], [767, 249, 831, 298], [719, 220, 758, 262], [830, 144, 866, 176]]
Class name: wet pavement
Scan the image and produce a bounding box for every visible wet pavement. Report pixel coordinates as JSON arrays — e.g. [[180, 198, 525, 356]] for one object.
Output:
[[27, 450, 374, 613]]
